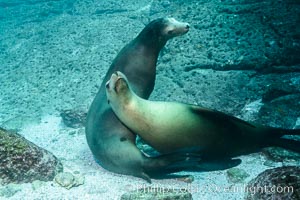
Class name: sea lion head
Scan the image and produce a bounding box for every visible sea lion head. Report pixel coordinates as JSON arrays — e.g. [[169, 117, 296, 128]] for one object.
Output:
[[106, 71, 131, 105], [161, 18, 190, 39], [137, 17, 190, 47]]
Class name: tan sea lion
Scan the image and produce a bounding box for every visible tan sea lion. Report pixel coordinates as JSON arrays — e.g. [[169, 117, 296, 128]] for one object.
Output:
[[106, 71, 300, 158], [85, 18, 205, 183]]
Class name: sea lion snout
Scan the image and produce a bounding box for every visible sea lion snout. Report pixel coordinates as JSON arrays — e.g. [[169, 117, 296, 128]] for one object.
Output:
[[105, 73, 117, 92], [183, 23, 190, 33], [164, 18, 190, 37], [178, 22, 190, 34], [114, 71, 124, 77]]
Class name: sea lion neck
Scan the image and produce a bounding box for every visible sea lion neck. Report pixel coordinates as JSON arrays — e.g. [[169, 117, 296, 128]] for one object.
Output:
[[134, 27, 167, 55]]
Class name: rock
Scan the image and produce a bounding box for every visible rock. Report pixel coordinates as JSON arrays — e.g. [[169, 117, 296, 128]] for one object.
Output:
[[240, 99, 264, 122], [258, 94, 300, 128], [120, 187, 192, 200], [262, 81, 299, 103], [177, 0, 300, 71], [262, 147, 300, 162], [54, 172, 85, 189], [245, 166, 300, 200], [0, 127, 63, 185], [60, 109, 87, 128], [263, 160, 277, 168], [294, 117, 300, 129], [227, 168, 250, 183]]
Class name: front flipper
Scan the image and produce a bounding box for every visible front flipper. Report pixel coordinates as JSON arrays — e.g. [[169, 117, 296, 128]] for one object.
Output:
[[190, 158, 242, 171], [143, 147, 241, 183], [142, 149, 203, 180], [161, 157, 242, 172]]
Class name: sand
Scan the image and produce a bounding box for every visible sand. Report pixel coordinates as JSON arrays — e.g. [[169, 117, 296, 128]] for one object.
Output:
[[0, 114, 288, 199]]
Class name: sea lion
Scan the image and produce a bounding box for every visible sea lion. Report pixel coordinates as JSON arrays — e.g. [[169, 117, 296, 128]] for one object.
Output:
[[86, 18, 201, 182], [106, 71, 300, 158]]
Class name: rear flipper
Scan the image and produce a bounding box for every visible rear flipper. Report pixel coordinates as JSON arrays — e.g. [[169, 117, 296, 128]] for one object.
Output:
[[163, 157, 242, 172], [281, 128, 300, 136], [143, 150, 203, 175], [189, 158, 242, 172], [140, 152, 199, 183], [271, 128, 300, 137], [143, 151, 241, 182], [269, 137, 300, 153]]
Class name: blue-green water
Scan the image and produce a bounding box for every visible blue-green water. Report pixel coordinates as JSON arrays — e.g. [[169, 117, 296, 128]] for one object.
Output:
[[0, 0, 300, 199]]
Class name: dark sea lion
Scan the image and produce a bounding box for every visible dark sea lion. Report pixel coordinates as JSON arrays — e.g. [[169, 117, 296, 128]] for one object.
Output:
[[106, 71, 300, 158], [86, 18, 198, 182]]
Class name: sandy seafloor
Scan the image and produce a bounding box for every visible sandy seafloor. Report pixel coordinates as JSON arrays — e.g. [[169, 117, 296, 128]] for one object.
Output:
[[1, 0, 300, 199], [3, 114, 290, 199]]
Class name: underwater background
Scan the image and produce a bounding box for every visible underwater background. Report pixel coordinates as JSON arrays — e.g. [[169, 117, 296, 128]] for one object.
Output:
[[0, 0, 300, 199]]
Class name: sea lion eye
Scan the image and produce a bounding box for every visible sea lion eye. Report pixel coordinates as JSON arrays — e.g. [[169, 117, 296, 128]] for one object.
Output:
[[167, 30, 174, 35]]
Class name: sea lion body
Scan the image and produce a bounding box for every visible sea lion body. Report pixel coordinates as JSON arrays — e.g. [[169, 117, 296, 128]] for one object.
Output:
[[86, 18, 192, 182], [106, 72, 300, 158]]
